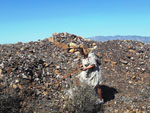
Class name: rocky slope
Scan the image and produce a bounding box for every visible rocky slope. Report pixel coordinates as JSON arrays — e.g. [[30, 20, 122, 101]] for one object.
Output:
[[0, 33, 150, 113]]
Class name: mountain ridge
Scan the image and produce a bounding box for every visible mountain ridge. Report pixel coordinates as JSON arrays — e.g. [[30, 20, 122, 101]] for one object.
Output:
[[89, 35, 150, 43]]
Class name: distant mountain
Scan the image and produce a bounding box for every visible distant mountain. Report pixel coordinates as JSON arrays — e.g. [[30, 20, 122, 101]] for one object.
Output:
[[89, 35, 150, 43]]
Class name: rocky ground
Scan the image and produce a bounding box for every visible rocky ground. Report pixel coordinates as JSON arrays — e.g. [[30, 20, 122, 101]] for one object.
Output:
[[0, 33, 150, 113]]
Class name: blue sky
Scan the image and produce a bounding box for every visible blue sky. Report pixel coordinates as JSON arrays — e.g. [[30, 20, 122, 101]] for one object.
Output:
[[0, 0, 150, 44]]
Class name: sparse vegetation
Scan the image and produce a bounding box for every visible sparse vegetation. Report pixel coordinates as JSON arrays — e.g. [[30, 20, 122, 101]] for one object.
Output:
[[65, 83, 103, 113], [0, 89, 22, 113]]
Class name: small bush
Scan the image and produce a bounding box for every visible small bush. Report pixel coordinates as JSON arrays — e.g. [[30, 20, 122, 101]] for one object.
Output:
[[0, 94, 21, 113], [65, 83, 103, 113]]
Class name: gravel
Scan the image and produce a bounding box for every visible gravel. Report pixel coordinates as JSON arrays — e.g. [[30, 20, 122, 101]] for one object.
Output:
[[0, 32, 150, 113]]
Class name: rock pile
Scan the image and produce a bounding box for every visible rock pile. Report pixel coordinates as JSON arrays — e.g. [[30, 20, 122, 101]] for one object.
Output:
[[95, 40, 150, 112], [96, 40, 150, 75], [0, 32, 150, 112]]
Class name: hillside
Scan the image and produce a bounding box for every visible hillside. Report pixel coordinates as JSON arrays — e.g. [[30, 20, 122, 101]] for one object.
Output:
[[0, 33, 150, 113]]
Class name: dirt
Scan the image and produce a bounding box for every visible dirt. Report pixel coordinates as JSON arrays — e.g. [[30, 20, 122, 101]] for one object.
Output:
[[0, 33, 149, 113]]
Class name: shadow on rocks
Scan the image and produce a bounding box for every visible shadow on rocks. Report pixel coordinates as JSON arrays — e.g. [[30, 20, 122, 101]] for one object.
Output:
[[100, 85, 118, 103], [0, 94, 22, 113]]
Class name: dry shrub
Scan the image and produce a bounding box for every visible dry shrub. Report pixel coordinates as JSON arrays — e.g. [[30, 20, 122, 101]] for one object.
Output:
[[0, 85, 34, 113], [65, 83, 103, 113], [0, 92, 22, 113]]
